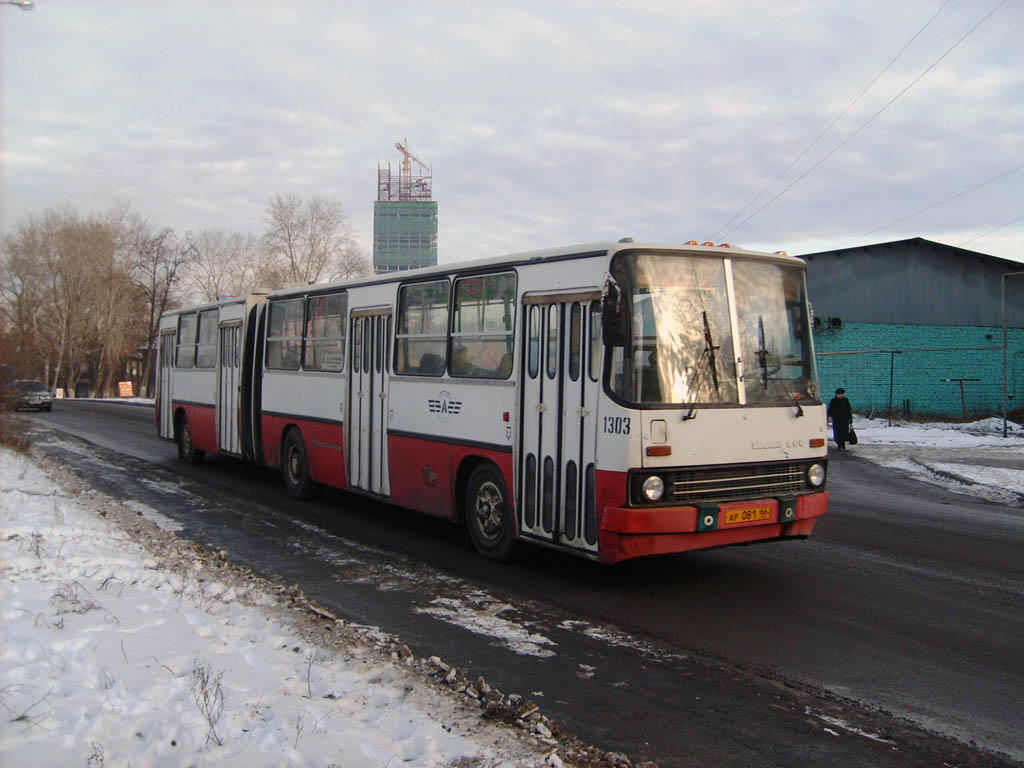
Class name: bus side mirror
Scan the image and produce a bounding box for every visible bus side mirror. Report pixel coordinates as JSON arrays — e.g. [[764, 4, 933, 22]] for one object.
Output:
[[602, 299, 627, 346]]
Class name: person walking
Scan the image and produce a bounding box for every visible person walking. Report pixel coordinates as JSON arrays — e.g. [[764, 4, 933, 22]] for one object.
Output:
[[828, 387, 853, 451]]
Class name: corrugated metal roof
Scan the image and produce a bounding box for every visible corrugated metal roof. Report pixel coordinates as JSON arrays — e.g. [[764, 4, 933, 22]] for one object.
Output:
[[800, 238, 1024, 328]]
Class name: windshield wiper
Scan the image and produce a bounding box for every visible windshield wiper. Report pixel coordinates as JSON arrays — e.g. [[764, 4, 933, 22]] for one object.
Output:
[[702, 311, 720, 394], [791, 394, 805, 417], [757, 315, 768, 389], [682, 311, 721, 422]]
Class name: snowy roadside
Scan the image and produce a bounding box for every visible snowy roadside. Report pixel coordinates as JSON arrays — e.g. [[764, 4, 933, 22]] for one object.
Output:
[[0, 447, 620, 768], [842, 416, 1024, 506]]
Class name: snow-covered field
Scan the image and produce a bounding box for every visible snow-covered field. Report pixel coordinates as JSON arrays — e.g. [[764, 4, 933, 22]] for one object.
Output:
[[0, 449, 572, 768], [847, 415, 1024, 505]]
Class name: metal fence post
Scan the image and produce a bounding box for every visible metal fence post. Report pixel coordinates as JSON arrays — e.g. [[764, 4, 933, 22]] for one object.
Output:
[[888, 350, 903, 427], [1003, 271, 1024, 438]]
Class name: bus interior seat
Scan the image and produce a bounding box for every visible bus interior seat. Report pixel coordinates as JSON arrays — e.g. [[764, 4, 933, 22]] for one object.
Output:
[[419, 353, 445, 374]]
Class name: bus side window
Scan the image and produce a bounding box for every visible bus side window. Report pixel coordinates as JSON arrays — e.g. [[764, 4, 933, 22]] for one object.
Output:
[[589, 302, 602, 382], [374, 316, 383, 373], [195, 310, 218, 368], [546, 305, 559, 379], [528, 306, 540, 379], [395, 279, 449, 376], [304, 292, 347, 372], [352, 319, 362, 374], [569, 303, 581, 381], [176, 313, 197, 368], [266, 298, 304, 371], [450, 272, 516, 379]]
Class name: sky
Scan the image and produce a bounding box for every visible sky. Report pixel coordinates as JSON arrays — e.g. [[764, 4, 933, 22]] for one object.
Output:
[[2, 0, 1022, 266]]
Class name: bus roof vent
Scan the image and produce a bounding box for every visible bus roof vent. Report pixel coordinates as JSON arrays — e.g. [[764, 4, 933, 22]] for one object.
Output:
[[618, 237, 634, 243]]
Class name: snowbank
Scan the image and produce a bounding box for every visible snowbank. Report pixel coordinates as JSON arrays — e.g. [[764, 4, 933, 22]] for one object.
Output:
[[843, 416, 1024, 504], [0, 449, 568, 767]]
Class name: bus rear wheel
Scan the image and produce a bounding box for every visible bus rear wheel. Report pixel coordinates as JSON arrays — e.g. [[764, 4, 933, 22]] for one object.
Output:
[[465, 464, 516, 561], [176, 414, 205, 465], [282, 430, 315, 500]]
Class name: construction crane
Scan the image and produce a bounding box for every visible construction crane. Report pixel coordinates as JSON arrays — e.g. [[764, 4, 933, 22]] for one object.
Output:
[[395, 138, 430, 184]]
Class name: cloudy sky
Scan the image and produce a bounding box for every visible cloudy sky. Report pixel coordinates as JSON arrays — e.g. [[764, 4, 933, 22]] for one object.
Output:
[[2, 0, 1022, 265]]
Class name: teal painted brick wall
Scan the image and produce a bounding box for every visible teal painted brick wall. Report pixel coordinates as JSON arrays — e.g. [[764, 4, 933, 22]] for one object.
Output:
[[813, 322, 1024, 418]]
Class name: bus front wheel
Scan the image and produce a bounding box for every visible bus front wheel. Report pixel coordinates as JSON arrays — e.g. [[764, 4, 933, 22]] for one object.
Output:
[[177, 414, 205, 465], [282, 430, 315, 500], [465, 464, 516, 561]]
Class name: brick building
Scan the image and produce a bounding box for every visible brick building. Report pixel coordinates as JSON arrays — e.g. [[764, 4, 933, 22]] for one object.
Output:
[[800, 238, 1024, 418]]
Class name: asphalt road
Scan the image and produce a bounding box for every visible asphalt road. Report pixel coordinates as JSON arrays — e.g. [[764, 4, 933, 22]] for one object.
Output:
[[20, 400, 1024, 767]]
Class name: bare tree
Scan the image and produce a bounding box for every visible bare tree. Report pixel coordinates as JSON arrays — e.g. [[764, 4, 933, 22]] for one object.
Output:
[[131, 226, 195, 396], [1, 204, 152, 397], [186, 229, 281, 302], [86, 209, 139, 397], [1, 218, 53, 383], [263, 193, 368, 286]]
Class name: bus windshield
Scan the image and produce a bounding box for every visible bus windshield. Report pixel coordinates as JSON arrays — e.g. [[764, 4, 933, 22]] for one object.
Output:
[[607, 252, 816, 407]]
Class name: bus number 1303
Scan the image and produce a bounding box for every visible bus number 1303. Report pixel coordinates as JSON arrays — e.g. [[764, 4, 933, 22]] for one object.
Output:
[[603, 416, 630, 435]]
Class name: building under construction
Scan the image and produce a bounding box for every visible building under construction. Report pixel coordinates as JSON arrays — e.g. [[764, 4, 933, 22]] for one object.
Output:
[[373, 140, 438, 273]]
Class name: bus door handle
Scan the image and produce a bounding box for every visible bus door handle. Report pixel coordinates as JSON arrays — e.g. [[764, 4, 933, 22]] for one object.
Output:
[[535, 404, 547, 413], [377, 392, 386, 400]]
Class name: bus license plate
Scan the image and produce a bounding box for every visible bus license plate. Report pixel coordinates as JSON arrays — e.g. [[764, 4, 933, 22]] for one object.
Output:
[[723, 505, 772, 525]]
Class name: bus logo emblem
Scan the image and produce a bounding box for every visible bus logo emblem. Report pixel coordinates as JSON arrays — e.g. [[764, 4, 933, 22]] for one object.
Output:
[[428, 391, 462, 422]]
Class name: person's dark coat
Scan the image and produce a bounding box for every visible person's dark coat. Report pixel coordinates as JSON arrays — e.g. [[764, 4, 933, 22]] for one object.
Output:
[[828, 394, 853, 447]]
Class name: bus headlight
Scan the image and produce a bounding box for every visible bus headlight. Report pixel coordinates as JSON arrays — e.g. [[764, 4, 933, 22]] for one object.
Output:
[[641, 475, 665, 502], [807, 463, 826, 488]]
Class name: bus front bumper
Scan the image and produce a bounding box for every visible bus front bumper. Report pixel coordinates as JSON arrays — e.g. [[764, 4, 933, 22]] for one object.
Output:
[[597, 491, 828, 564]]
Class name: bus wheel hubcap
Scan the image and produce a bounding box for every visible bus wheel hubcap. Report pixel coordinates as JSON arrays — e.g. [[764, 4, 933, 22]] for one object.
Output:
[[474, 482, 503, 539]]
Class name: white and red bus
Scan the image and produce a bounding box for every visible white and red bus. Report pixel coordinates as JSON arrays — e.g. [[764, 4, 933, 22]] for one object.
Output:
[[157, 241, 828, 563]]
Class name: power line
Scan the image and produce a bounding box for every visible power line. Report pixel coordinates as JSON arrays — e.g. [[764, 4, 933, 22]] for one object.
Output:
[[721, 0, 1008, 242], [837, 161, 1024, 246], [959, 212, 1024, 247], [711, 0, 952, 242]]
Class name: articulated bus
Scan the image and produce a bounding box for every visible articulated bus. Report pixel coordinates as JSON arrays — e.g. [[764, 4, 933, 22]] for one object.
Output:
[[156, 241, 828, 563]]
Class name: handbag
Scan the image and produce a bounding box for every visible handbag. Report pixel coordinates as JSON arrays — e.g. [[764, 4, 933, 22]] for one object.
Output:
[[848, 428, 858, 445]]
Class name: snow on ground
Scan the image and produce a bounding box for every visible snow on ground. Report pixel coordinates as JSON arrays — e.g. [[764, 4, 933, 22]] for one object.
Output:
[[0, 448, 572, 768], [843, 415, 1024, 505], [3, 403, 1019, 767]]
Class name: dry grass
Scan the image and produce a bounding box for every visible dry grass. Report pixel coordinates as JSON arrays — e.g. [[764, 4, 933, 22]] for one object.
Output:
[[0, 389, 31, 452]]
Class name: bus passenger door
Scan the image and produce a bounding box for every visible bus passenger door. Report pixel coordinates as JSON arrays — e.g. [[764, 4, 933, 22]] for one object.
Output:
[[519, 293, 601, 554], [218, 323, 242, 454], [348, 310, 392, 497], [158, 330, 175, 439]]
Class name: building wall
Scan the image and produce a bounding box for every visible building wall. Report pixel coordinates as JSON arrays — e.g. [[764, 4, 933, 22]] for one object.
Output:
[[813, 321, 1024, 418], [373, 201, 438, 272], [804, 239, 1024, 328]]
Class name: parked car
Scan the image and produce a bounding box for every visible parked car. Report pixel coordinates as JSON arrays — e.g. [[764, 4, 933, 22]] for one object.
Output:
[[12, 380, 53, 411]]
